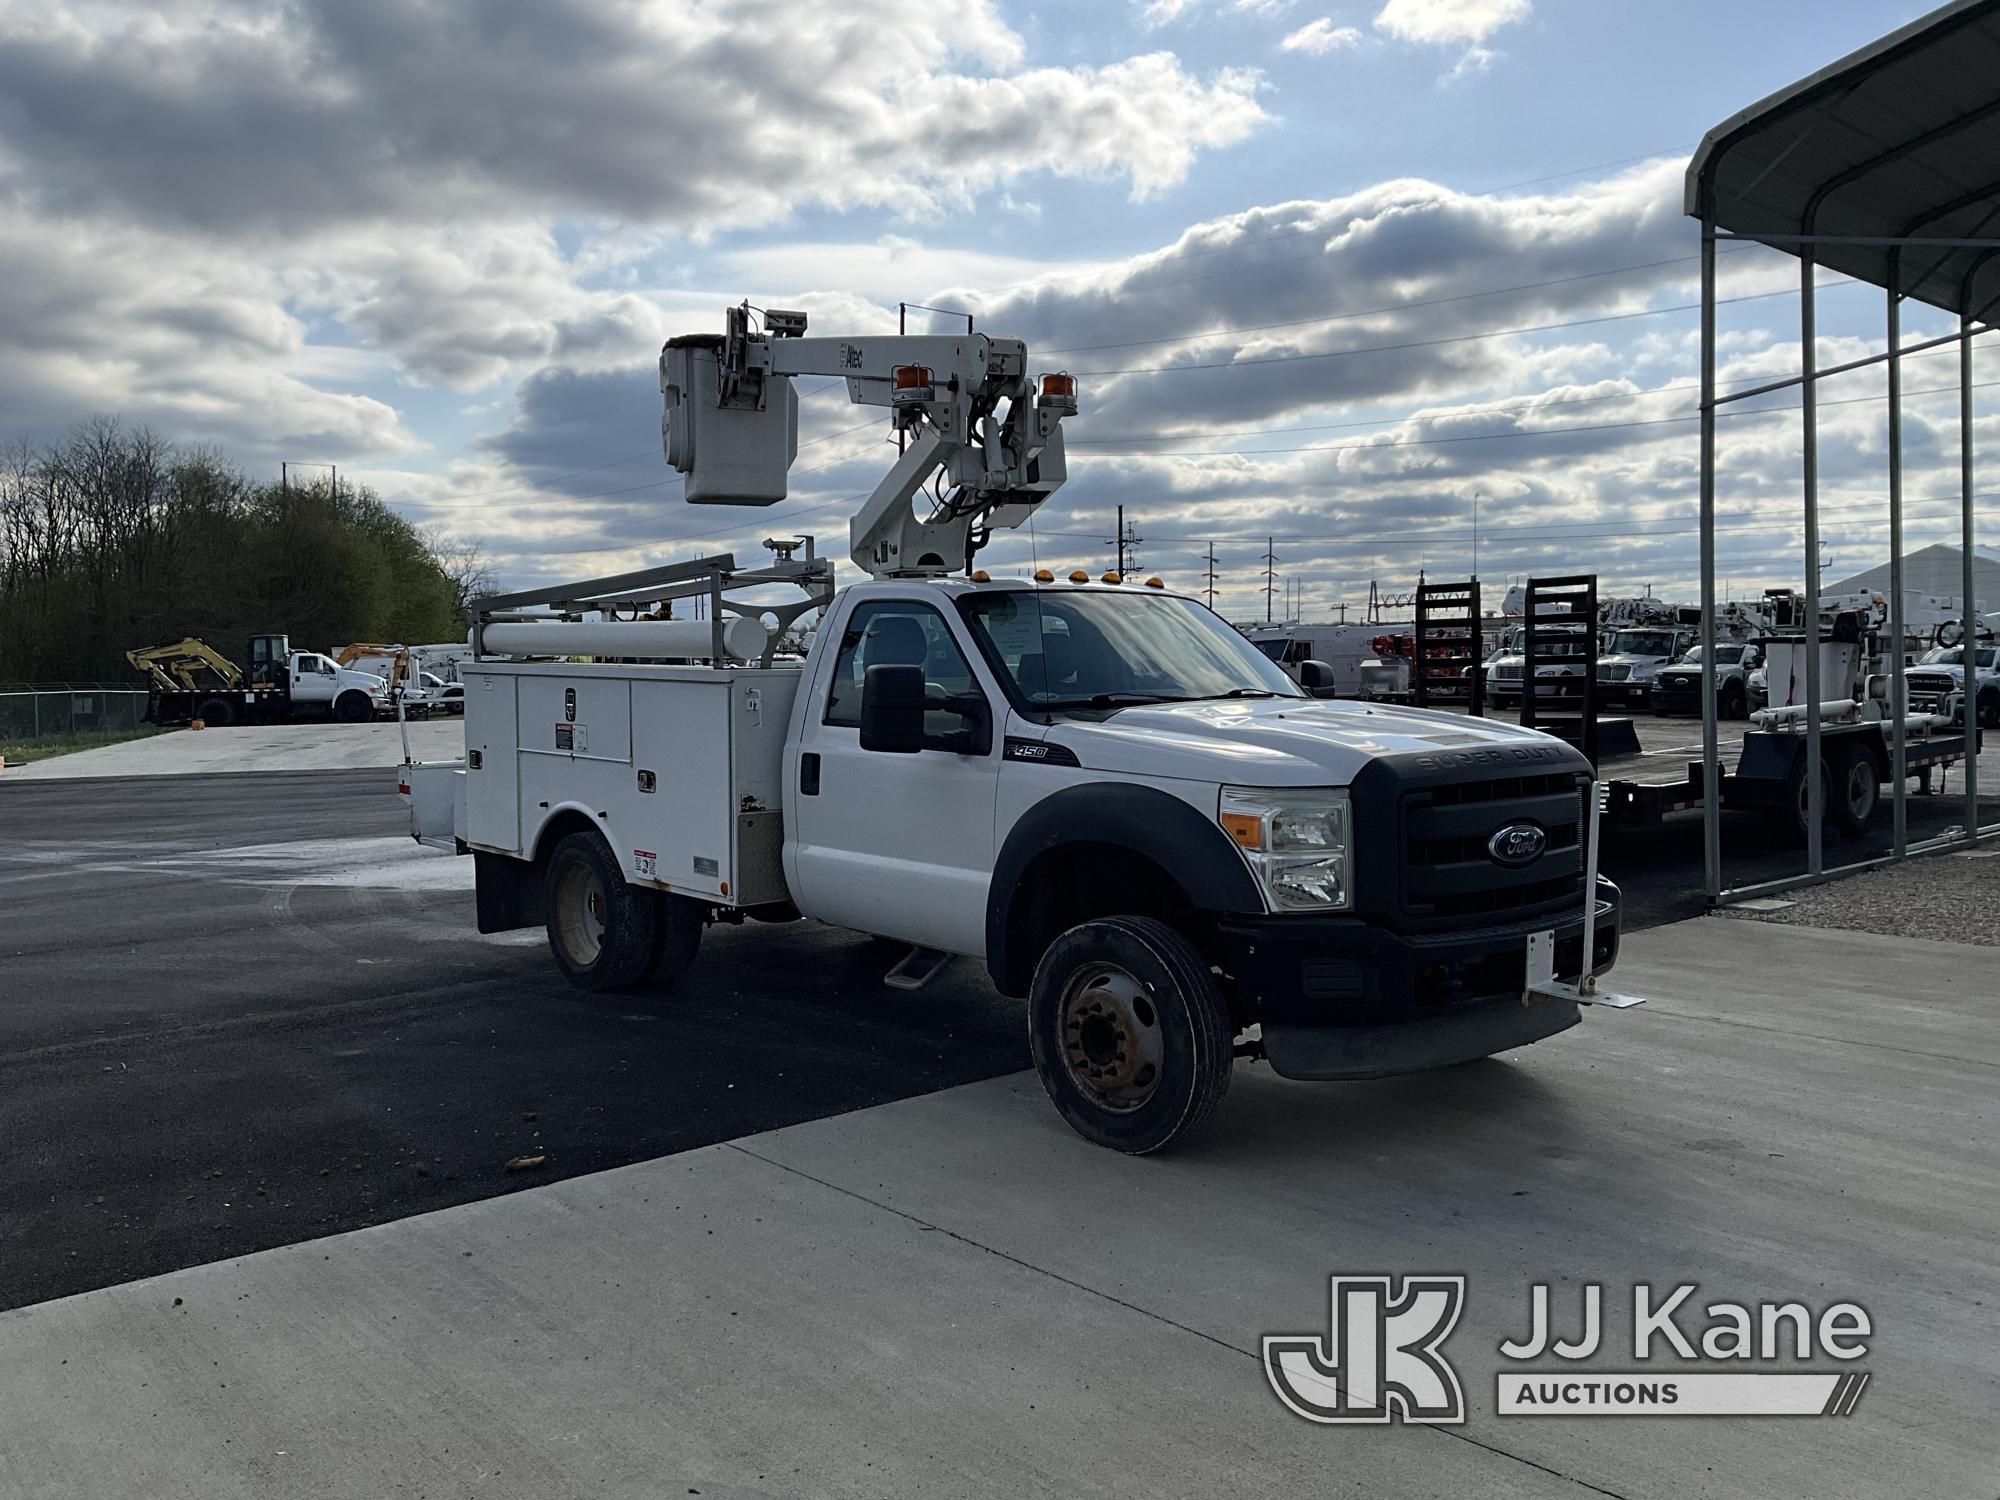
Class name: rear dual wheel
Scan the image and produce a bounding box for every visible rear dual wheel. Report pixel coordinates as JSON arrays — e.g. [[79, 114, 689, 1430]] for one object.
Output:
[[545, 831, 704, 992]]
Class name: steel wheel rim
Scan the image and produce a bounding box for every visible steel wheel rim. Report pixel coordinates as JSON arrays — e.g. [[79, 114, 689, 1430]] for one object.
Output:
[[1058, 962, 1165, 1112], [554, 861, 607, 966], [1846, 759, 1876, 819]]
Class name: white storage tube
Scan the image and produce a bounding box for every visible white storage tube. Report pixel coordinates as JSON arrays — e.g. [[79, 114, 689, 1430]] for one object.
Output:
[[478, 616, 769, 661]]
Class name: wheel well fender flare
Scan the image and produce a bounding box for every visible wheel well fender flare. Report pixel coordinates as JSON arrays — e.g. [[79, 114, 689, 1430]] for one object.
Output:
[[985, 782, 1263, 995]]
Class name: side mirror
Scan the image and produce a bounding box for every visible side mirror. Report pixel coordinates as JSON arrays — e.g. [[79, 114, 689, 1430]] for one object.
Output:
[[1296, 660, 1338, 698], [859, 663, 926, 753]]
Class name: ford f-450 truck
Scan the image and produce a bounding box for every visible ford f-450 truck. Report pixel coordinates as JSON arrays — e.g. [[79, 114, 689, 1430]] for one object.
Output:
[[407, 306, 1635, 1152]]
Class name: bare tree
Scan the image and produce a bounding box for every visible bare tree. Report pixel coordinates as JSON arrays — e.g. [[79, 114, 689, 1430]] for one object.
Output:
[[422, 526, 499, 618]]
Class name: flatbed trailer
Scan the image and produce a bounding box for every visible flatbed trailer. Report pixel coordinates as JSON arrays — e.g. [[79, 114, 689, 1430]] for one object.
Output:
[[1602, 715, 1978, 839]]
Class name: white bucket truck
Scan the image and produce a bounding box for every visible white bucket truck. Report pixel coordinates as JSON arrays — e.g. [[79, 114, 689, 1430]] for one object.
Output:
[[408, 305, 1636, 1153]]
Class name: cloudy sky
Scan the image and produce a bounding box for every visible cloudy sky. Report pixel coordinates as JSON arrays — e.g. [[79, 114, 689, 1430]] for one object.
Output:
[[1, 0, 1986, 619]]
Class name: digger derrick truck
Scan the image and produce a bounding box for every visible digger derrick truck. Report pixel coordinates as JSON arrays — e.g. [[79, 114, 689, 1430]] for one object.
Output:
[[406, 304, 1638, 1153], [128, 633, 388, 727]]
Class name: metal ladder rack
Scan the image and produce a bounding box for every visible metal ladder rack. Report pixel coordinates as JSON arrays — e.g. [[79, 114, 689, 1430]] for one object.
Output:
[[1521, 574, 1600, 764], [1413, 578, 1485, 716], [468, 538, 836, 667]]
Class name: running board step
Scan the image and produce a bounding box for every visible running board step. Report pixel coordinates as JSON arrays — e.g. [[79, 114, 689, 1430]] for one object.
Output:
[[883, 946, 952, 991]]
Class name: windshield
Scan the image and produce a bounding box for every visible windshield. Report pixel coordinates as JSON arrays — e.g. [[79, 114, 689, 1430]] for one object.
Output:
[[959, 590, 1303, 709], [1610, 630, 1677, 656], [1678, 644, 1747, 665], [1920, 646, 1997, 667]]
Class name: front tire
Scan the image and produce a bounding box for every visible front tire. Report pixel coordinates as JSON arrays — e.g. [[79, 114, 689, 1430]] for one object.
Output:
[[1720, 682, 1747, 721], [1028, 916, 1233, 1154], [333, 691, 373, 723], [545, 831, 658, 991]]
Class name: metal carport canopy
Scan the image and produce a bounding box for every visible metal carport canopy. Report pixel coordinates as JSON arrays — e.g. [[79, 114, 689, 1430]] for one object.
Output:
[[1686, 0, 2000, 314]]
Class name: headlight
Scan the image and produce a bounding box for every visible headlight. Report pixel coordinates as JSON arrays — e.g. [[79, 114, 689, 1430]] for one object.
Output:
[[1218, 786, 1352, 911]]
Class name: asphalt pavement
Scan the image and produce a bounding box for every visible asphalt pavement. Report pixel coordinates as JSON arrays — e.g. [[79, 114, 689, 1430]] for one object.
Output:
[[0, 770, 1027, 1311]]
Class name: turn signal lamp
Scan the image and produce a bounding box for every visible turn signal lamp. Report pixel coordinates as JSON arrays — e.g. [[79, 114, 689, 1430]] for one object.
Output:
[[1220, 811, 1262, 849], [1144, 576, 1165, 589], [891, 364, 935, 407], [1034, 568, 1054, 582], [1102, 571, 1121, 584], [1039, 371, 1079, 415], [1069, 569, 1090, 583]]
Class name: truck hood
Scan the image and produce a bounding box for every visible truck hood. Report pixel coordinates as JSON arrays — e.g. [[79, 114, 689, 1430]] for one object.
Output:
[[335, 668, 387, 692], [1044, 697, 1580, 786]]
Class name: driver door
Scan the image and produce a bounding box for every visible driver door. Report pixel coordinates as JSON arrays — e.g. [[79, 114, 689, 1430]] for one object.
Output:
[[787, 599, 1001, 955]]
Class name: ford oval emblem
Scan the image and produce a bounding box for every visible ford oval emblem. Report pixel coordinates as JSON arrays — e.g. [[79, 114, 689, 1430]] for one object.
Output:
[[1487, 822, 1547, 868]]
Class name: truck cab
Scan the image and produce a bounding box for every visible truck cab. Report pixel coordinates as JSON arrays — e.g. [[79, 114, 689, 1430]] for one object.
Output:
[[1596, 626, 1696, 707], [1906, 642, 2000, 727]]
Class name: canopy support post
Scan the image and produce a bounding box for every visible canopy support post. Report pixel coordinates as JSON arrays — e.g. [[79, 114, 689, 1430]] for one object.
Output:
[[1887, 282, 1908, 858], [1962, 311, 1980, 843], [1801, 256, 1824, 877], [1699, 219, 1722, 904]]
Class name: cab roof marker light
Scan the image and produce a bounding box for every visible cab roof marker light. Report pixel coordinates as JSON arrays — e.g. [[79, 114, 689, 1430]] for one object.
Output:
[[1102, 572, 1121, 585], [1069, 570, 1090, 583], [970, 569, 991, 583], [1144, 577, 1165, 589], [1034, 568, 1054, 583]]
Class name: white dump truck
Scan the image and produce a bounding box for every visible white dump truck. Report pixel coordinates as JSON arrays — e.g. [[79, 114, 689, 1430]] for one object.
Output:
[[407, 305, 1636, 1152]]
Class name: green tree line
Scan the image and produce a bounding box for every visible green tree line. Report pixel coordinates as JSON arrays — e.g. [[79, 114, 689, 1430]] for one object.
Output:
[[0, 419, 489, 683]]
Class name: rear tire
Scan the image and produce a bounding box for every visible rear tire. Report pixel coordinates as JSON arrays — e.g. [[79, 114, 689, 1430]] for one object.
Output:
[[1979, 690, 2000, 730], [1028, 915, 1232, 1155], [545, 831, 657, 991], [1766, 755, 1834, 846], [1833, 745, 1880, 835], [647, 893, 706, 986], [333, 691, 372, 723], [195, 696, 237, 727]]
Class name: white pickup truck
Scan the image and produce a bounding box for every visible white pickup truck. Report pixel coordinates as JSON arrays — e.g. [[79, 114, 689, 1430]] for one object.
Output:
[[408, 305, 1633, 1152]]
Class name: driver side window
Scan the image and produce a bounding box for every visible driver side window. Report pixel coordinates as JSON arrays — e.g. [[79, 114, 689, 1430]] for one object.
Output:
[[824, 601, 980, 731]]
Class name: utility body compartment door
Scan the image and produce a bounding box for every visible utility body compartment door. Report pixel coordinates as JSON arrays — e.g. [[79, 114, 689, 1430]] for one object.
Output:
[[784, 593, 1001, 956], [463, 670, 521, 853]]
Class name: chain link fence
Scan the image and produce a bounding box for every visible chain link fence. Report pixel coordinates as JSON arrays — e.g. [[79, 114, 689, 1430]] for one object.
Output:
[[0, 684, 150, 742]]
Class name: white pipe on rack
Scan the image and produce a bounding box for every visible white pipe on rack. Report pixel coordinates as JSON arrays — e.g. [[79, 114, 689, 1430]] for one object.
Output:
[[479, 616, 769, 661]]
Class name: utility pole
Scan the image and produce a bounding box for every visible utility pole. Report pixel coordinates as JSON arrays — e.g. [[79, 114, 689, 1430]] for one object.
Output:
[[1204, 541, 1218, 610], [1472, 491, 1480, 578], [1108, 505, 1142, 576], [1263, 537, 1278, 624]]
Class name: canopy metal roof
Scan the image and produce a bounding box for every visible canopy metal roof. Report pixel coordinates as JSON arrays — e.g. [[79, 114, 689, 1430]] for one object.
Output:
[[1686, 0, 2000, 317]]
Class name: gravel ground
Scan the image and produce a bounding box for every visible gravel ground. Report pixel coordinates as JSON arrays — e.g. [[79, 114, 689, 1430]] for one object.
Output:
[[1734, 842, 2000, 944]]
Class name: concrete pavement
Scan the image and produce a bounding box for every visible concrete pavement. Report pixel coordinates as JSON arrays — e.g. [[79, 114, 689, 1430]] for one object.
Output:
[[0, 718, 463, 779], [1, 915, 1992, 1499]]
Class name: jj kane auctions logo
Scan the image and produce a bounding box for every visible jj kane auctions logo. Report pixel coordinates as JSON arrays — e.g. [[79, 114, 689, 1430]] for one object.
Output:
[[1265, 1276, 1872, 1423]]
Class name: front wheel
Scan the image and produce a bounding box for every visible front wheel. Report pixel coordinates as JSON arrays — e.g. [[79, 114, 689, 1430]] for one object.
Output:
[[333, 691, 373, 723], [545, 831, 658, 991], [1028, 916, 1233, 1154], [1720, 682, 1747, 721]]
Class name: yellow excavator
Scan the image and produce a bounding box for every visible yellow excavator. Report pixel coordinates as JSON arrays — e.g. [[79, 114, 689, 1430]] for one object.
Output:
[[124, 638, 245, 694]]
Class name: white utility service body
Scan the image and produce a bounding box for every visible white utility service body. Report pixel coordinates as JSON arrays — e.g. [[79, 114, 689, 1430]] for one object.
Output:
[[408, 302, 1637, 1154]]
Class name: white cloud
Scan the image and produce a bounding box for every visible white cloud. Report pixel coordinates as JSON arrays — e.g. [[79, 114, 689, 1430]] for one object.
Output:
[[0, 2, 1268, 233], [1281, 18, 1365, 53], [1139, 0, 1293, 24], [1373, 0, 1530, 46]]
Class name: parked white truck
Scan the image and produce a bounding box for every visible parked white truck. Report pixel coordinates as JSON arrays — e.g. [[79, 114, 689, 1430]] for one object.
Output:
[[408, 306, 1634, 1152]]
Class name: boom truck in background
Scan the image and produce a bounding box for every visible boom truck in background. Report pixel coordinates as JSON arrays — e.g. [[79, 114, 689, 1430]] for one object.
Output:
[[128, 634, 388, 727], [406, 304, 1637, 1153]]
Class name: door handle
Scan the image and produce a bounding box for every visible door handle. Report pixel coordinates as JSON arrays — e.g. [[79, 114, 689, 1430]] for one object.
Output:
[[799, 752, 821, 796]]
